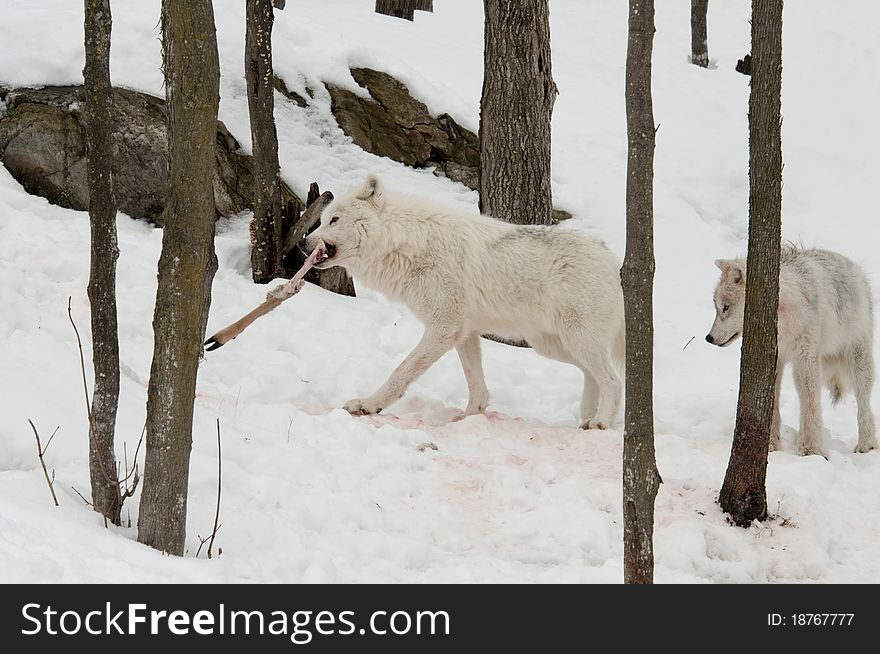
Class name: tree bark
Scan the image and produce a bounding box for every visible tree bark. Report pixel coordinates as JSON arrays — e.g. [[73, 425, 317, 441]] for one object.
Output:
[[376, 1, 414, 21], [718, 0, 783, 528], [414, 0, 433, 12], [690, 0, 709, 67], [84, 0, 122, 526], [138, 0, 220, 556], [480, 0, 557, 225], [246, 0, 283, 284], [622, 0, 661, 585]]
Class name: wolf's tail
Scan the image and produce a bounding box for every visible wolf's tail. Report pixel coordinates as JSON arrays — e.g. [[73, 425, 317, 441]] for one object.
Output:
[[824, 357, 849, 405]]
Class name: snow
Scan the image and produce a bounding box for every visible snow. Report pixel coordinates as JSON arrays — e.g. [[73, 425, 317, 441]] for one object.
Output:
[[1, 0, 879, 583]]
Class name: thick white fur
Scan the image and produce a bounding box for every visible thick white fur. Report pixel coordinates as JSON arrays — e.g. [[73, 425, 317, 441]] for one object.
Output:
[[707, 247, 877, 455], [305, 174, 626, 429]]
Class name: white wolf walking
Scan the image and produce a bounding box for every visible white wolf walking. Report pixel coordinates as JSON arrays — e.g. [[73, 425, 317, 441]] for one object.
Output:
[[706, 246, 877, 456], [304, 174, 625, 429]]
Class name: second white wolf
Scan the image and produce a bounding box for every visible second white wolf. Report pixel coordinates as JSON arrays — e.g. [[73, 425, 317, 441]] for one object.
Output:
[[707, 246, 877, 456], [304, 174, 625, 429]]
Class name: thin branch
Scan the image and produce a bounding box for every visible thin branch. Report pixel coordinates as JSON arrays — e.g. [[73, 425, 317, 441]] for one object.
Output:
[[67, 297, 118, 494], [71, 485, 93, 506], [207, 418, 222, 559], [29, 419, 59, 506], [43, 425, 61, 455]]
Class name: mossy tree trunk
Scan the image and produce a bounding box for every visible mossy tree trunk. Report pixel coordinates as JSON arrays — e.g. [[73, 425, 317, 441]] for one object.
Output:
[[84, 0, 122, 525], [691, 0, 709, 67], [622, 0, 661, 585], [376, 1, 415, 21], [246, 0, 284, 284], [479, 0, 557, 225], [718, 0, 784, 528], [137, 0, 220, 556]]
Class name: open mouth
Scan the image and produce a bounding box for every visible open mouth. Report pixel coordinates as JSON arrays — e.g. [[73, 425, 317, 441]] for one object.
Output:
[[309, 242, 336, 268]]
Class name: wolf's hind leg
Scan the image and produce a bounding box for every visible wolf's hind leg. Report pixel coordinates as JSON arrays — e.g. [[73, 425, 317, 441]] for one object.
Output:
[[792, 353, 826, 457], [560, 329, 621, 430], [851, 343, 878, 453], [580, 369, 599, 425], [455, 333, 489, 415]]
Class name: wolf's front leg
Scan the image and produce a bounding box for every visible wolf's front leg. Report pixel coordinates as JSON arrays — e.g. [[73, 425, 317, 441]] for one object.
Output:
[[792, 354, 826, 457], [344, 329, 459, 415]]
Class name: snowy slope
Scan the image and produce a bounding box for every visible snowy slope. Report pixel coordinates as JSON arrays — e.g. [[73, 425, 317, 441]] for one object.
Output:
[[0, 0, 878, 583]]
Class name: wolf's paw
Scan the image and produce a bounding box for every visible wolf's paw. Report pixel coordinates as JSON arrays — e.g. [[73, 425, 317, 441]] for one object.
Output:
[[463, 401, 488, 416], [854, 438, 878, 454], [798, 442, 828, 459], [580, 419, 608, 431], [344, 398, 383, 416], [769, 436, 781, 452]]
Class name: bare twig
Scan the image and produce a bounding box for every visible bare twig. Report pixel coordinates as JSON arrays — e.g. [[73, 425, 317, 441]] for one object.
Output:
[[119, 424, 146, 486], [71, 485, 93, 506], [67, 297, 119, 499], [207, 418, 222, 559], [29, 419, 59, 506], [44, 425, 60, 454], [682, 335, 696, 350]]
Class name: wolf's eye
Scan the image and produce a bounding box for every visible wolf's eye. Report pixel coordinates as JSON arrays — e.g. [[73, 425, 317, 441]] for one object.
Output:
[[329, 216, 340, 226], [722, 304, 730, 313]]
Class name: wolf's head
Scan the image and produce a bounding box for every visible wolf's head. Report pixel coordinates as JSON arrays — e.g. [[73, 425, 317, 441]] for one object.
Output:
[[305, 174, 386, 270], [706, 258, 746, 347]]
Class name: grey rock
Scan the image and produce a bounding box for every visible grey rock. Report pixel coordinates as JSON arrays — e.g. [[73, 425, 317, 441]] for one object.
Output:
[[0, 85, 301, 224]]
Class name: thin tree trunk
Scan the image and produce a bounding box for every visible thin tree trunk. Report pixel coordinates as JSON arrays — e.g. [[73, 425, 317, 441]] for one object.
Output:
[[622, 0, 661, 585], [480, 0, 557, 225], [246, 0, 283, 284], [138, 0, 220, 556], [690, 0, 709, 67], [718, 0, 783, 527], [84, 0, 121, 525], [414, 0, 433, 12], [376, 1, 414, 21]]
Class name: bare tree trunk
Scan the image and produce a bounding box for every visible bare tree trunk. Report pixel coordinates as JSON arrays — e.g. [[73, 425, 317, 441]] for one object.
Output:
[[718, 0, 783, 528], [376, 1, 414, 21], [84, 0, 121, 526], [690, 0, 709, 67], [246, 0, 283, 284], [138, 0, 220, 556], [480, 0, 557, 225], [622, 0, 661, 585], [414, 0, 433, 12]]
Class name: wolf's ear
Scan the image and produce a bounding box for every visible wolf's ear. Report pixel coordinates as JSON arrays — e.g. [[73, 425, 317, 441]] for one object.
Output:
[[715, 259, 744, 284], [357, 174, 384, 203]]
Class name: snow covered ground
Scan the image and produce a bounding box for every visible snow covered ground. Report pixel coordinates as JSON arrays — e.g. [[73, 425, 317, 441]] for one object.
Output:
[[1, 0, 878, 583]]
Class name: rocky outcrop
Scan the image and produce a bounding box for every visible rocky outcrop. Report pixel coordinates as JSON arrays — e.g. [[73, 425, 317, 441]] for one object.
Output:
[[0, 85, 302, 224], [324, 68, 570, 221], [327, 68, 481, 190]]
